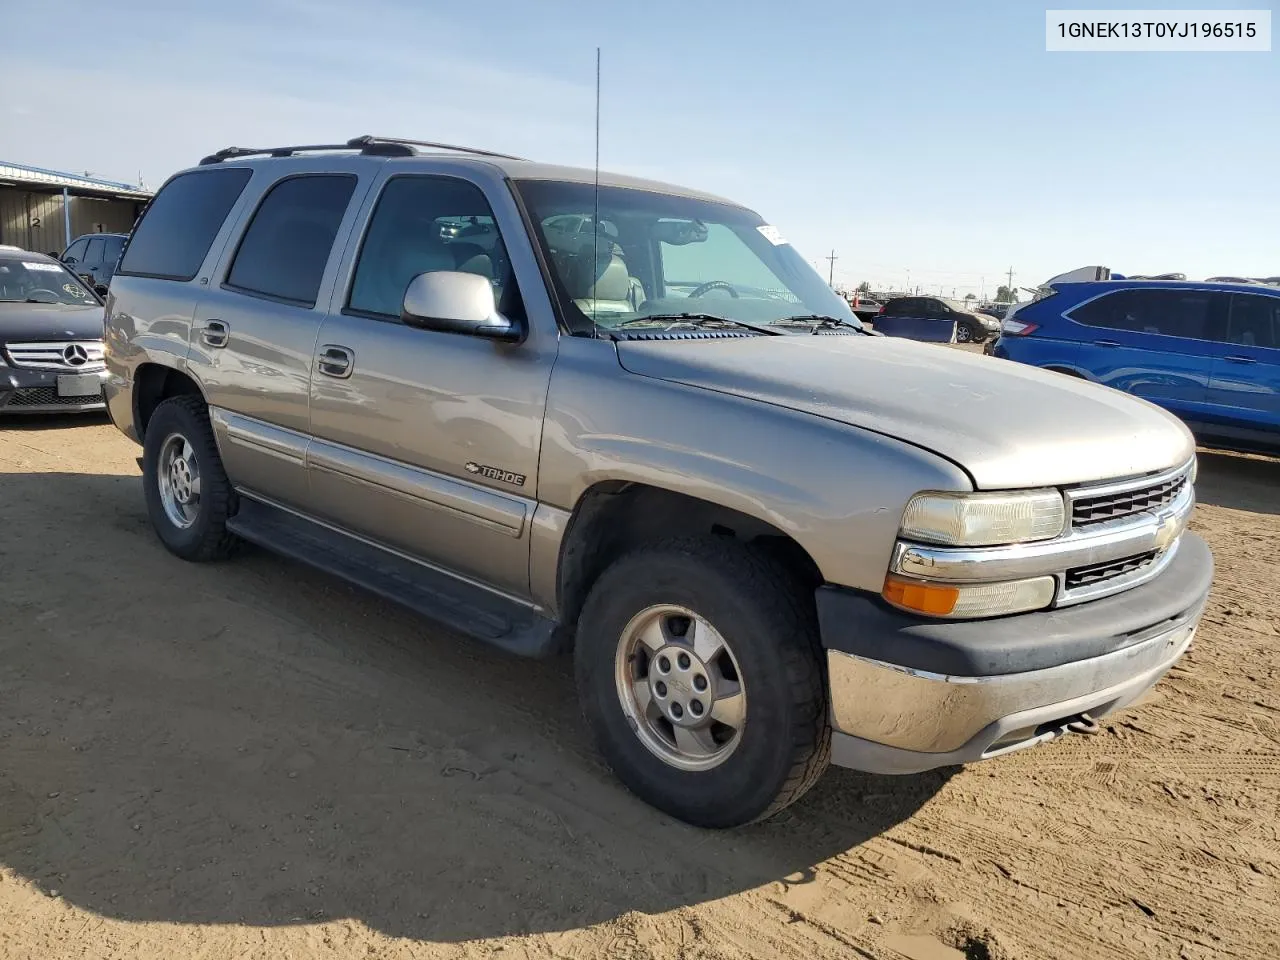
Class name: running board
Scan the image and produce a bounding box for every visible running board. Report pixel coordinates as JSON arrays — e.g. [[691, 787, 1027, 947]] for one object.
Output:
[[226, 498, 560, 658]]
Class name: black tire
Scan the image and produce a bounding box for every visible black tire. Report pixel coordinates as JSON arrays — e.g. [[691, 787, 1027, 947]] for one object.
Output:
[[955, 323, 977, 343], [142, 395, 239, 562], [575, 538, 830, 828]]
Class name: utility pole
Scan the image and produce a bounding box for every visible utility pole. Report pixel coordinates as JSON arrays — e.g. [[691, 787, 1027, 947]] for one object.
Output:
[[825, 249, 838, 287], [1006, 265, 1015, 299]]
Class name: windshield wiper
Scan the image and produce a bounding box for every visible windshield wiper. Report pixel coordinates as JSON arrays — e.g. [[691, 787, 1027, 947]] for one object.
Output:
[[770, 314, 864, 333], [612, 313, 781, 335]]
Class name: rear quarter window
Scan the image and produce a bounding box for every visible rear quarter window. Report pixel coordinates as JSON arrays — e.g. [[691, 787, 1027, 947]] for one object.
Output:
[[117, 168, 252, 281]]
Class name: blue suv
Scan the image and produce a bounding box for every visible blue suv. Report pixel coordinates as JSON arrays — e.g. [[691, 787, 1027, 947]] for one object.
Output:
[[992, 279, 1280, 454]]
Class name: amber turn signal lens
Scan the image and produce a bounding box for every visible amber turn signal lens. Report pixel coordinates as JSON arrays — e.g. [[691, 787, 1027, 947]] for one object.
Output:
[[882, 576, 959, 616]]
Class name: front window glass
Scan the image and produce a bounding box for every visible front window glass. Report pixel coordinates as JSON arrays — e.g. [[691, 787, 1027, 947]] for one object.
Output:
[[0, 257, 97, 304], [515, 180, 858, 335], [347, 176, 520, 321]]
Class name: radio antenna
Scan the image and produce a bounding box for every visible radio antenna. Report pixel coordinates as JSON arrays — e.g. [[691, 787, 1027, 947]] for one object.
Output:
[[591, 47, 601, 338]]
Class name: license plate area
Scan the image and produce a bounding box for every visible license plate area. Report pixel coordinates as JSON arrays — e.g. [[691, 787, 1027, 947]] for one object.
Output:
[[57, 373, 101, 397]]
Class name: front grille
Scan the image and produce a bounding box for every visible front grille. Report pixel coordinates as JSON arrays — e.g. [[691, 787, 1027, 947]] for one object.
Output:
[[3, 386, 104, 408], [3, 340, 105, 370], [1064, 551, 1157, 589], [1071, 473, 1188, 528]]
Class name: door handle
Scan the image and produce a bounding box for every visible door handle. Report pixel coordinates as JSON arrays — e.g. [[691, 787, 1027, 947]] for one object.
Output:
[[1224, 355, 1257, 364], [1093, 339, 1120, 347], [201, 319, 229, 348], [317, 344, 354, 379]]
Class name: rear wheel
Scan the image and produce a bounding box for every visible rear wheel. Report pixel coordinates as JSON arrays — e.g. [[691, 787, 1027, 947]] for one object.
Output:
[[142, 395, 239, 561], [575, 538, 829, 827]]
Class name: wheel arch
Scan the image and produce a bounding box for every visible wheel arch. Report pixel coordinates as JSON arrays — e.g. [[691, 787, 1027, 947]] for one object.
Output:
[[133, 362, 208, 442], [554, 481, 823, 639]]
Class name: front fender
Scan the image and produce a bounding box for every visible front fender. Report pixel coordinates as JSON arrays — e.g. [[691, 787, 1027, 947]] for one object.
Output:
[[537, 338, 973, 594]]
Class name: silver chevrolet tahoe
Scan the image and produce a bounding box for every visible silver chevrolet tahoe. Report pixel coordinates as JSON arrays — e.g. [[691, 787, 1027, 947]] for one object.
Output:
[[102, 136, 1213, 828]]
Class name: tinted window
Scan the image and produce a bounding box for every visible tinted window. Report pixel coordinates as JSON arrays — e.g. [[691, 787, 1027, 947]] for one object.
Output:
[[83, 237, 105, 266], [882, 299, 909, 316], [1072, 288, 1212, 339], [1225, 294, 1280, 349], [348, 176, 519, 320], [62, 238, 88, 263], [118, 168, 252, 281], [102, 235, 125, 265], [225, 175, 356, 307]]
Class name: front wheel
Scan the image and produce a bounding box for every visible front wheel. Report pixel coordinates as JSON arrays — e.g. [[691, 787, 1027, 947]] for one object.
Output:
[[955, 323, 976, 343], [575, 538, 830, 827]]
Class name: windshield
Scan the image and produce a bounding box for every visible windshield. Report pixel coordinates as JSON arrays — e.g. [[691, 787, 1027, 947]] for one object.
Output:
[[942, 298, 976, 313], [514, 180, 860, 335], [0, 257, 97, 305]]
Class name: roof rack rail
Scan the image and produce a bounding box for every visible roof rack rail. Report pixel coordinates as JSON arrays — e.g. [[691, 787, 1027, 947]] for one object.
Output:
[[198, 136, 526, 166], [345, 135, 527, 161], [197, 142, 405, 166]]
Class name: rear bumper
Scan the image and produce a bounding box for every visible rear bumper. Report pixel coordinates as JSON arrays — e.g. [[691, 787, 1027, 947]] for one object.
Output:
[[0, 366, 107, 413], [818, 532, 1212, 773]]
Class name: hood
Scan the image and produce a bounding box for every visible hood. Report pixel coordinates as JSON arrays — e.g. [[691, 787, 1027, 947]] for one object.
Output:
[[0, 301, 105, 344], [616, 335, 1194, 489]]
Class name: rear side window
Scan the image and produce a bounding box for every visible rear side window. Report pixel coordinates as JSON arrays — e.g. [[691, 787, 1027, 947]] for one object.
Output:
[[118, 169, 252, 281], [1071, 288, 1212, 339], [1226, 293, 1280, 349], [103, 235, 125, 265], [84, 237, 105, 266], [225, 175, 357, 307]]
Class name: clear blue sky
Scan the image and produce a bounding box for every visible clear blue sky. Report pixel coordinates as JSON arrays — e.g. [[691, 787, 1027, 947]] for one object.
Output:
[[2, 0, 1274, 296]]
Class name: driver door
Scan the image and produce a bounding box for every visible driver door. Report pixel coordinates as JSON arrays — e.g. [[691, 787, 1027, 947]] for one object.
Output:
[[306, 171, 558, 597]]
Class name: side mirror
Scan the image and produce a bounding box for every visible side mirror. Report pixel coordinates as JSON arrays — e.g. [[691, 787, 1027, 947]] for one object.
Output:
[[94, 283, 109, 297], [401, 271, 520, 341]]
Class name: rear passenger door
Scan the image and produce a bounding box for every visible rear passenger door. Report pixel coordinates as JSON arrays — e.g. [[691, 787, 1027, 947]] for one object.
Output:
[[1205, 293, 1280, 436], [304, 170, 558, 598], [1066, 287, 1225, 420], [189, 162, 366, 511]]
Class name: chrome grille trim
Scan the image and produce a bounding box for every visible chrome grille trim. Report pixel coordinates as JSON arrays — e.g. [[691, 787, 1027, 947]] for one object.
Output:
[[1066, 460, 1195, 529], [3, 340, 106, 371]]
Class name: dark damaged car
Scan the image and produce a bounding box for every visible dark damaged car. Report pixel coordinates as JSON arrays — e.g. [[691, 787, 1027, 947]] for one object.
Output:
[[0, 248, 108, 414]]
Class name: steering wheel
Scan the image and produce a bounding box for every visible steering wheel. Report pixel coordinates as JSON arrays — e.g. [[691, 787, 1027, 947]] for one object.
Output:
[[687, 280, 740, 299], [26, 288, 62, 301]]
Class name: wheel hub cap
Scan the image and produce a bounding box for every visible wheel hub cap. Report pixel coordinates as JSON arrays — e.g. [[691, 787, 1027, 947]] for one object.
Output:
[[614, 604, 747, 772], [157, 433, 202, 529]]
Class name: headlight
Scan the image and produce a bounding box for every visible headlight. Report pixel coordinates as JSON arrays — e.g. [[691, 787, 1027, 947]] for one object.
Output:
[[900, 490, 1065, 547], [883, 574, 1056, 619]]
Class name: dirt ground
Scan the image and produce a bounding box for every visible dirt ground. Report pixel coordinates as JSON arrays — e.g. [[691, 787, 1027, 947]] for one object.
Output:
[[1, 414, 1277, 960]]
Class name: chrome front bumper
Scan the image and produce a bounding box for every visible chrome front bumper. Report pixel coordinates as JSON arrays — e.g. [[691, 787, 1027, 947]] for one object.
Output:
[[818, 530, 1212, 775], [827, 615, 1197, 774]]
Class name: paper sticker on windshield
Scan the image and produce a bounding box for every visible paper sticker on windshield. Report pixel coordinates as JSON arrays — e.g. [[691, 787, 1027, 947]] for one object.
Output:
[[63, 283, 89, 297], [757, 225, 787, 246], [25, 261, 64, 272]]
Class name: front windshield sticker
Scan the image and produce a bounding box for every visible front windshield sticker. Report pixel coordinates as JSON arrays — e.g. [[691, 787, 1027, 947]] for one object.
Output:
[[756, 225, 787, 246], [25, 262, 65, 272], [63, 283, 89, 297]]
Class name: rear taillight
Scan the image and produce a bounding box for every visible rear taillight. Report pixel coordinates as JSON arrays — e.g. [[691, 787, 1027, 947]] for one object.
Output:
[[1002, 318, 1038, 336], [877, 305, 885, 315]]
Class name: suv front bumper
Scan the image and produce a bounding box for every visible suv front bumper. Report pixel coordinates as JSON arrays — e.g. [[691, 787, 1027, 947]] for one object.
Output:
[[817, 532, 1212, 774]]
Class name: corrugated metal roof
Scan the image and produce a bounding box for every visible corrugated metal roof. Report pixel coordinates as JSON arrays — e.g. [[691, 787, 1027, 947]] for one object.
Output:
[[0, 161, 153, 200]]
